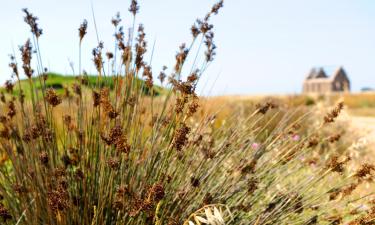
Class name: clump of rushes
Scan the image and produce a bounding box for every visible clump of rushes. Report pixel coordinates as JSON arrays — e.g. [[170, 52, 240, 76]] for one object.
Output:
[[0, 1, 374, 224]]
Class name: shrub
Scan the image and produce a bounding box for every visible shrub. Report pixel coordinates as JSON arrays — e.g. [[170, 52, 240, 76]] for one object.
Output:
[[0, 1, 374, 225]]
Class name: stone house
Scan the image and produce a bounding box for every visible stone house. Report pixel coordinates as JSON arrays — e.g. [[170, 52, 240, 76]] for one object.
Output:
[[302, 67, 350, 94]]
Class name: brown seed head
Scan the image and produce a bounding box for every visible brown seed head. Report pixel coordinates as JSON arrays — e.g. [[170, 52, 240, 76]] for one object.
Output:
[[0, 203, 12, 222], [148, 182, 165, 202], [22, 8, 43, 38], [45, 88, 62, 107], [158, 66, 167, 83], [7, 100, 16, 118], [172, 123, 190, 151], [190, 177, 200, 188], [324, 101, 344, 124], [211, 0, 224, 15], [78, 19, 88, 42], [328, 133, 341, 143], [129, 0, 139, 15], [9, 55, 19, 78], [355, 163, 375, 180], [92, 42, 104, 74], [256, 101, 278, 114], [107, 157, 121, 170], [325, 155, 350, 174], [19, 39, 33, 78], [4, 80, 14, 93], [106, 51, 114, 60], [111, 12, 121, 27], [0, 92, 5, 103], [39, 151, 49, 165]]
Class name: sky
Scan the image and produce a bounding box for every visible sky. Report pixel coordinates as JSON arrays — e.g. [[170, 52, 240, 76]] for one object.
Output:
[[0, 0, 374, 95]]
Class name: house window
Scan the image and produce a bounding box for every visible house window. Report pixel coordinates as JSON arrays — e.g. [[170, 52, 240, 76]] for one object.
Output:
[[335, 82, 342, 91]]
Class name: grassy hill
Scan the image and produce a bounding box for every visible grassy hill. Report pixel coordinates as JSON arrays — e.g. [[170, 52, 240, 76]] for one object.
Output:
[[1, 73, 165, 97]]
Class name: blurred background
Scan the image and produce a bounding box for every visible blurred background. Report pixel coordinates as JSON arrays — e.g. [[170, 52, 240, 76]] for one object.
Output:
[[0, 0, 375, 95]]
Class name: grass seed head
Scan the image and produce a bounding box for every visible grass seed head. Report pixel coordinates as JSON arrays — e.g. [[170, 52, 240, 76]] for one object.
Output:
[[78, 19, 88, 42]]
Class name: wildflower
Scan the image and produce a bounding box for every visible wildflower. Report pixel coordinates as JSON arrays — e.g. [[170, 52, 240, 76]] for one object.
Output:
[[78, 19, 88, 42], [292, 134, 300, 141], [251, 142, 260, 150], [22, 8, 43, 38], [45, 88, 62, 107]]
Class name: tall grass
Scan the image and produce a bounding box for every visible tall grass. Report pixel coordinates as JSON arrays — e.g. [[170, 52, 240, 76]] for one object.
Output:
[[0, 1, 375, 224]]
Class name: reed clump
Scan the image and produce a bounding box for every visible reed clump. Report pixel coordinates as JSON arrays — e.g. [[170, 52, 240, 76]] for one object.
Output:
[[0, 1, 374, 224]]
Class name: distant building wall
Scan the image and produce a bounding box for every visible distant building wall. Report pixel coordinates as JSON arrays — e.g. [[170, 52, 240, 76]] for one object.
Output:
[[302, 67, 350, 95]]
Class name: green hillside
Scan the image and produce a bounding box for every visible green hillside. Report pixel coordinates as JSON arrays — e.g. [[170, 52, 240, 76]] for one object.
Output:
[[1, 73, 165, 97]]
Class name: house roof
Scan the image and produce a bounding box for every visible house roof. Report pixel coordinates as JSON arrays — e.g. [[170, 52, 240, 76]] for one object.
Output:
[[305, 66, 348, 82], [306, 68, 327, 79]]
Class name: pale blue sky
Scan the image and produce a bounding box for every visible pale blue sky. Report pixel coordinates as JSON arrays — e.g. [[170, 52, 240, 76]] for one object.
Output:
[[0, 0, 374, 95]]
